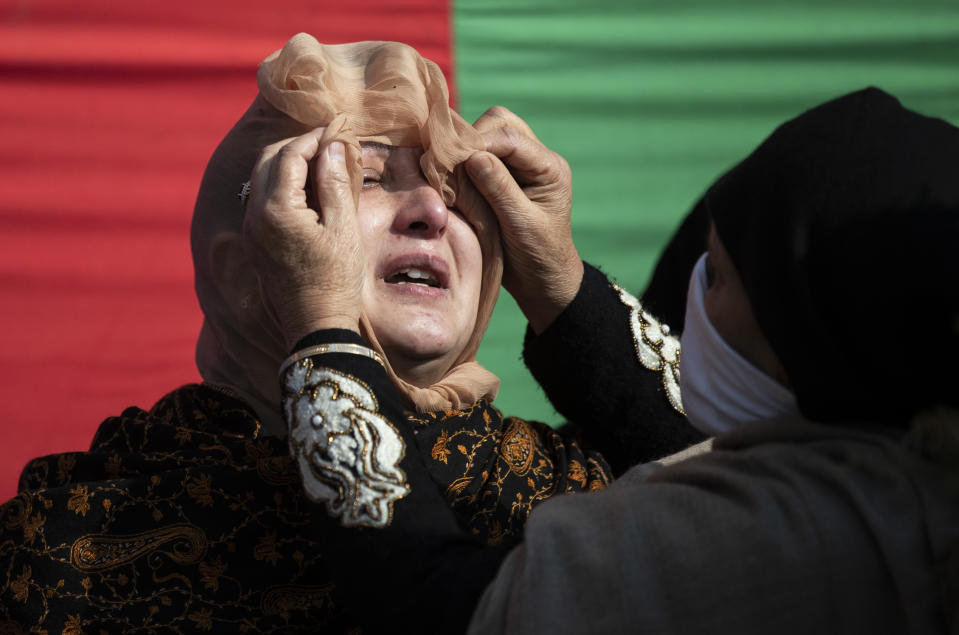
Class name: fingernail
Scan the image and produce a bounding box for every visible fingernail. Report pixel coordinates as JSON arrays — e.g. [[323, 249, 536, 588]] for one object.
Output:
[[328, 141, 345, 162], [467, 152, 494, 175]]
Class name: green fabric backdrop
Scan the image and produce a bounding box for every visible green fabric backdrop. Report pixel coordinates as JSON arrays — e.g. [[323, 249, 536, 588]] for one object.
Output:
[[454, 0, 959, 424]]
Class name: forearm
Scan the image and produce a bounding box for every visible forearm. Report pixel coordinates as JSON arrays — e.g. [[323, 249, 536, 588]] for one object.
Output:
[[523, 262, 705, 474], [283, 329, 513, 633]]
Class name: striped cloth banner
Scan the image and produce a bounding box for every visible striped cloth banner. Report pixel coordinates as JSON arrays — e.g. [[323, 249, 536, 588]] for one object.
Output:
[[1, 0, 957, 500]]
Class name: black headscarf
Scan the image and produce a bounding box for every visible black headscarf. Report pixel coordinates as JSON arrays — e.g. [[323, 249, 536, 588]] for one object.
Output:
[[700, 87, 959, 426]]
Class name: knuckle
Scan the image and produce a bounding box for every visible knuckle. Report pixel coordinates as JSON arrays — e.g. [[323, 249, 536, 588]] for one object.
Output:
[[322, 172, 353, 200], [501, 124, 522, 143], [484, 105, 511, 120], [275, 143, 302, 164], [476, 105, 521, 134], [261, 197, 287, 221], [325, 163, 352, 185], [526, 152, 555, 180], [534, 150, 568, 182]]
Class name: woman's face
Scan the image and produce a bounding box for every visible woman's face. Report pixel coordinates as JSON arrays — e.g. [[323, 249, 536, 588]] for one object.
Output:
[[356, 143, 483, 387]]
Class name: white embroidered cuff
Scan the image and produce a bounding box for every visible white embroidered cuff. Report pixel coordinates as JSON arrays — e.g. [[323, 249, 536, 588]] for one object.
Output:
[[612, 283, 685, 416], [282, 358, 410, 528]]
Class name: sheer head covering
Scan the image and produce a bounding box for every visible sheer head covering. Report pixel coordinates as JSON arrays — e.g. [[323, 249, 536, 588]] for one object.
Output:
[[191, 34, 503, 425], [704, 87, 959, 426]]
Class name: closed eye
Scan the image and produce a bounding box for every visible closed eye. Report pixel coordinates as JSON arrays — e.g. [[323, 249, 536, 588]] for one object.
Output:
[[362, 171, 382, 190]]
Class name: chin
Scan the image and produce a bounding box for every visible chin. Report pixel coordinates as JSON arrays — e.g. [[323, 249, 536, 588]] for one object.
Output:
[[383, 324, 458, 362], [373, 313, 465, 370], [364, 284, 476, 377]]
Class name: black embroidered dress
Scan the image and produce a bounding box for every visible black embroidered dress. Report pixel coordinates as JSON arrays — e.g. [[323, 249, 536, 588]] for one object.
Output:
[[0, 264, 698, 633]]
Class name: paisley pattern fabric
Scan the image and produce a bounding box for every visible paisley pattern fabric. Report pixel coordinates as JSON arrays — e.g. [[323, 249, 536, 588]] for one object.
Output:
[[410, 403, 611, 545], [0, 384, 610, 633]]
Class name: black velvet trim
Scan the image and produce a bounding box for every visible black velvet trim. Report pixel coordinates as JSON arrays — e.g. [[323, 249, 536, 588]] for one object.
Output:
[[290, 328, 366, 354]]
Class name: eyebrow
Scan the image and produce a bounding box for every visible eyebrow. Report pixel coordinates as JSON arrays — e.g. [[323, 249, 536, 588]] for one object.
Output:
[[360, 141, 393, 154]]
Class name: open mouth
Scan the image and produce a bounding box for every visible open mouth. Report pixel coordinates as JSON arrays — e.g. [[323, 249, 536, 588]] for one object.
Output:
[[381, 255, 450, 291], [385, 267, 443, 288]]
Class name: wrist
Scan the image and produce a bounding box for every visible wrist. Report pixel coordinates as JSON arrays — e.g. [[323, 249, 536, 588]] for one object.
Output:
[[283, 315, 361, 351], [521, 259, 584, 335]]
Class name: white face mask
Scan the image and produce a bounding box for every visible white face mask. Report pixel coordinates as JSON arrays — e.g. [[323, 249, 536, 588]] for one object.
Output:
[[679, 253, 799, 436]]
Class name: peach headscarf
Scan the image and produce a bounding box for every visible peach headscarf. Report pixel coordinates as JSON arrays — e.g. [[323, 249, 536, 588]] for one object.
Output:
[[192, 34, 502, 417]]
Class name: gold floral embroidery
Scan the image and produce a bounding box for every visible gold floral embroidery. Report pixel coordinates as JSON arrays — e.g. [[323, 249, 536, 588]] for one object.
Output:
[[56, 454, 76, 485], [104, 453, 122, 479], [244, 439, 296, 486], [254, 531, 281, 566], [500, 419, 534, 476], [261, 584, 335, 619], [186, 474, 214, 507], [11, 565, 31, 603], [431, 430, 452, 464], [70, 524, 207, 572], [261, 459, 297, 487], [411, 403, 612, 546], [62, 614, 85, 635], [174, 426, 192, 445], [568, 460, 587, 489], [188, 608, 214, 631], [587, 457, 612, 491], [445, 477, 472, 500], [2, 383, 611, 632], [23, 512, 45, 544], [2, 495, 27, 530], [66, 485, 90, 517], [198, 556, 228, 591]]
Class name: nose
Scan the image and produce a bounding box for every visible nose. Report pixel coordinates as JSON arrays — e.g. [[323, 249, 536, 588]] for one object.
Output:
[[391, 183, 448, 239]]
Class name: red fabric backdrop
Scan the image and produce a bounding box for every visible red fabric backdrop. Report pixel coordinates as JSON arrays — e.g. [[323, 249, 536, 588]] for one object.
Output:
[[0, 0, 452, 501]]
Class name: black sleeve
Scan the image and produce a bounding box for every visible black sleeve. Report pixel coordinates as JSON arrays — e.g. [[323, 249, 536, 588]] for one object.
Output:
[[286, 329, 513, 634], [523, 263, 706, 475]]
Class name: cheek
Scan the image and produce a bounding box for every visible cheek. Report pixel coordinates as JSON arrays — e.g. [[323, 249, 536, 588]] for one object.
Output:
[[450, 220, 484, 298], [705, 283, 771, 370], [355, 195, 390, 266], [704, 285, 748, 351]]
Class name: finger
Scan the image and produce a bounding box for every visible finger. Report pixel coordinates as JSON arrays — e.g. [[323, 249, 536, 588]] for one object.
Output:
[[464, 151, 534, 228], [313, 141, 357, 229], [247, 128, 327, 223], [246, 138, 288, 216], [265, 129, 326, 211], [480, 125, 569, 189], [453, 167, 500, 238], [473, 105, 539, 141]]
